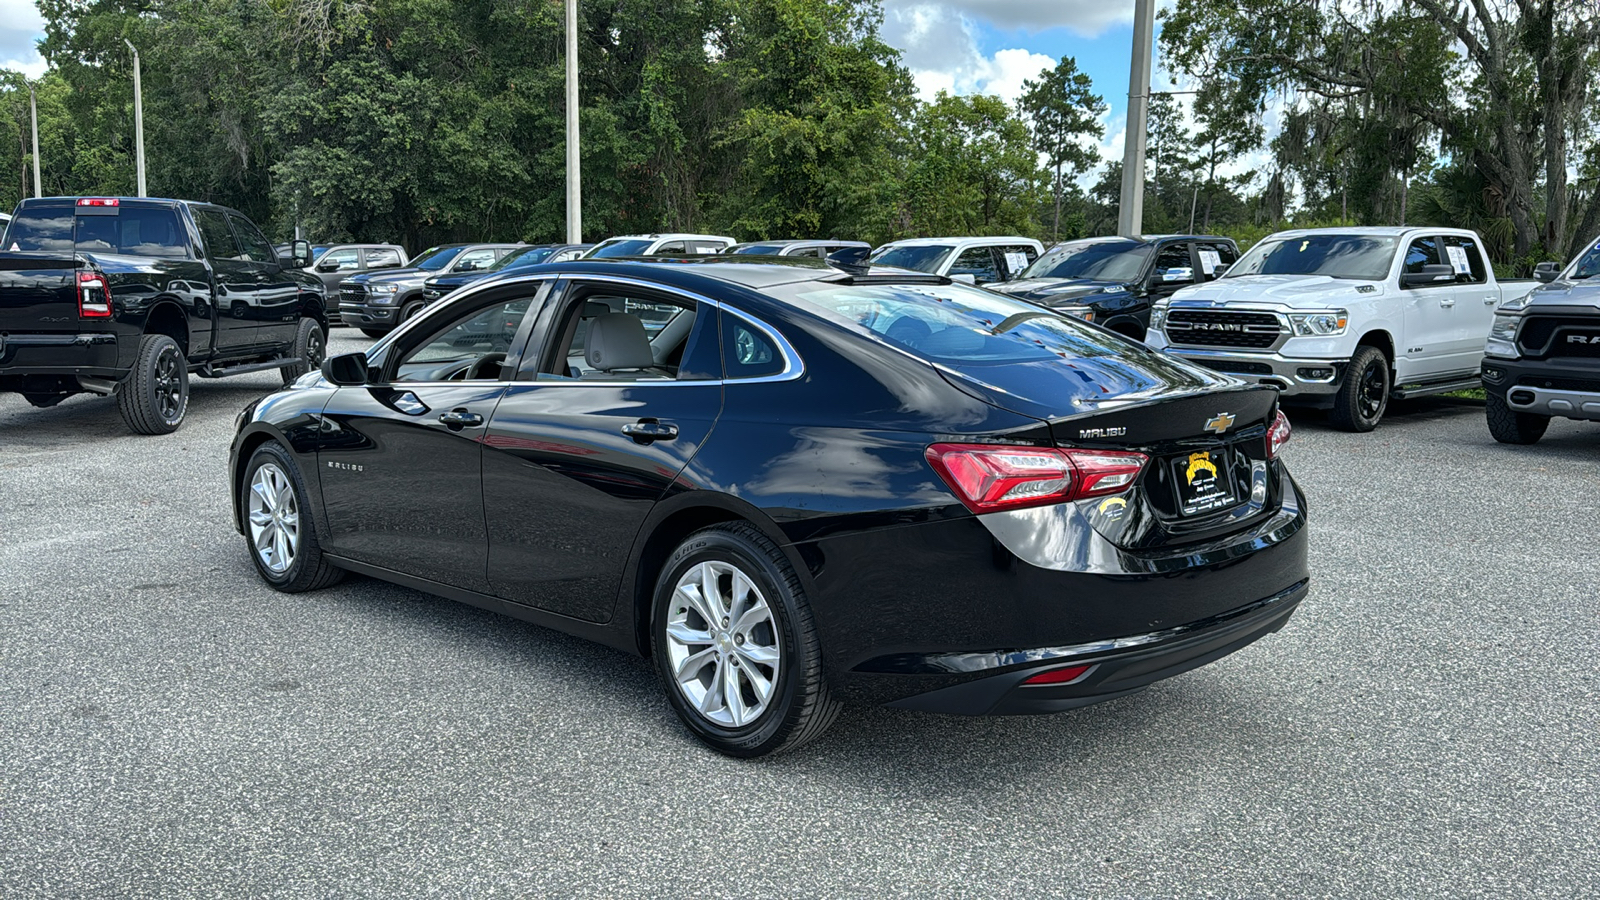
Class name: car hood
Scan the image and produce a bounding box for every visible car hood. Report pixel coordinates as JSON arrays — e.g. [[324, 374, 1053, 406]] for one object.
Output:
[[1173, 274, 1385, 308], [425, 271, 492, 289], [1525, 278, 1600, 310], [348, 267, 430, 286], [989, 277, 1124, 304]]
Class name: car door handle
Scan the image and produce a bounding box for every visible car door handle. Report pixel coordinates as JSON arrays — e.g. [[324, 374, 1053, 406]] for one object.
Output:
[[622, 419, 678, 443], [1439, 298, 1455, 308], [1484, 295, 1499, 305], [439, 408, 484, 430]]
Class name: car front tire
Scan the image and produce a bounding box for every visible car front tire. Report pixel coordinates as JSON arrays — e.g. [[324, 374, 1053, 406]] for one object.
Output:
[[1485, 392, 1549, 444], [241, 442, 344, 592], [1330, 345, 1389, 432], [652, 523, 841, 757]]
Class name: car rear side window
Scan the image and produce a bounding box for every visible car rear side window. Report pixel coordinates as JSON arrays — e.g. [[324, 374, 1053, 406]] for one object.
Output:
[[779, 281, 1128, 365], [721, 311, 787, 379], [1439, 236, 1487, 283], [366, 248, 403, 268]]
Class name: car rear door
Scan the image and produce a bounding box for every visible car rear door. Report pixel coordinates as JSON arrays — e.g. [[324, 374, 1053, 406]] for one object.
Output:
[[191, 206, 262, 350], [1439, 234, 1497, 371], [316, 284, 547, 590], [480, 276, 724, 623], [227, 211, 302, 349]]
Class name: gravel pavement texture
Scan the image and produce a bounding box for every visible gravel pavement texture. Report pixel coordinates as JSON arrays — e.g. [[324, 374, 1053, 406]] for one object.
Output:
[[2, 330, 1597, 898]]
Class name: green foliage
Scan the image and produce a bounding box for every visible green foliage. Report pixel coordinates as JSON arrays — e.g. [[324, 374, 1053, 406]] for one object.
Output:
[[897, 92, 1045, 237]]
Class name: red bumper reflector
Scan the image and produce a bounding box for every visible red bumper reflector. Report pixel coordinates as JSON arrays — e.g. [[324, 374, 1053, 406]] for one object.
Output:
[[1022, 664, 1092, 685]]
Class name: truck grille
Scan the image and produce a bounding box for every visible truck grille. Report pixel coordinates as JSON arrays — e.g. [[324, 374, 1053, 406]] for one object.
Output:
[[1165, 310, 1284, 349], [339, 284, 367, 309], [1518, 315, 1600, 358]]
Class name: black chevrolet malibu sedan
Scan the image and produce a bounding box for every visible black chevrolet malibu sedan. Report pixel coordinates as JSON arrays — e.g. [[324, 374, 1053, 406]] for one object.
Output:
[[229, 257, 1308, 756]]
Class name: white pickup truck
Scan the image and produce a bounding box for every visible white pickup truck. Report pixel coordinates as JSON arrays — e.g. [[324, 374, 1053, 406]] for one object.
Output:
[[1144, 226, 1538, 431]]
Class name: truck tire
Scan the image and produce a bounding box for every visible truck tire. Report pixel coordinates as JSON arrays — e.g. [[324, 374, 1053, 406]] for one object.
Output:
[[280, 318, 326, 385], [117, 333, 189, 435], [1485, 392, 1549, 444], [1329, 345, 1389, 432], [359, 327, 389, 339], [241, 441, 345, 592], [399, 299, 426, 326]]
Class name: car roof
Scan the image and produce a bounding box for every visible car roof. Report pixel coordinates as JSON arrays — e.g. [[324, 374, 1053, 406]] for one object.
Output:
[[1263, 226, 1474, 239], [528, 256, 880, 290], [598, 233, 737, 242], [879, 236, 1041, 248]]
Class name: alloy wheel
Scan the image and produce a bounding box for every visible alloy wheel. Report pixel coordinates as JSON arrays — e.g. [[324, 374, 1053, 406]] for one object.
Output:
[[305, 327, 324, 368], [663, 560, 783, 728], [1358, 359, 1387, 420], [247, 462, 300, 575], [154, 346, 184, 423]]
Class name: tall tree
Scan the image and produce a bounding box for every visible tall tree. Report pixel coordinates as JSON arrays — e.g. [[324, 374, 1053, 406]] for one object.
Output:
[[1018, 57, 1105, 242], [900, 92, 1044, 236]]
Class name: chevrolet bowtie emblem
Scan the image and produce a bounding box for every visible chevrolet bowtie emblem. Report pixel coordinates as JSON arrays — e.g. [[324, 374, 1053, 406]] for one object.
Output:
[[1204, 412, 1236, 435]]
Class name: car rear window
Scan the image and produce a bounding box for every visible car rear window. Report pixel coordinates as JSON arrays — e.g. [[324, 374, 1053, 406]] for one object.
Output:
[[5, 206, 189, 258], [774, 281, 1127, 365]]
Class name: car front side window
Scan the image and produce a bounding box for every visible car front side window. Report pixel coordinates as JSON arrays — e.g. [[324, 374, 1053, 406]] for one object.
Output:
[[393, 296, 536, 383]]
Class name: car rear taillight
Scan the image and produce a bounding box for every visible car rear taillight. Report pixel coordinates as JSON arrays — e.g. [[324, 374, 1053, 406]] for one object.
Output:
[[1266, 409, 1292, 459], [78, 272, 113, 318], [75, 197, 120, 207], [1022, 664, 1092, 685], [925, 443, 1148, 514]]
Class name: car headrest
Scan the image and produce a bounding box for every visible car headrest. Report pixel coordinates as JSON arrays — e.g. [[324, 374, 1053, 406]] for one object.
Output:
[[583, 301, 613, 317], [586, 314, 654, 371]]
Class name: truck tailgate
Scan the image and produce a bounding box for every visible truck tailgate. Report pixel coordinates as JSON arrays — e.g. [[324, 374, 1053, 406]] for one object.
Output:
[[0, 252, 81, 336]]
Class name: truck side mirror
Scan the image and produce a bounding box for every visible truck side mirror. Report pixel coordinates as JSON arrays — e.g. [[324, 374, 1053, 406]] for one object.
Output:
[[1401, 263, 1457, 288], [291, 239, 313, 268], [1161, 267, 1195, 283], [1534, 261, 1560, 283], [323, 352, 370, 386]]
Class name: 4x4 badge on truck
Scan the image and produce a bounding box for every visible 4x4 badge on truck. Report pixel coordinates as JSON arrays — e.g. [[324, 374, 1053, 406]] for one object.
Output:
[[1204, 412, 1236, 434]]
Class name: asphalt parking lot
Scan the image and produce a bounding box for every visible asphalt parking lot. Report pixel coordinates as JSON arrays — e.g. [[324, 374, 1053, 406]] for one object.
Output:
[[3, 329, 1598, 898]]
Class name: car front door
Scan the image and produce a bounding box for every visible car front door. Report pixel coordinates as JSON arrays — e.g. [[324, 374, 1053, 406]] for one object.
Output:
[[317, 287, 546, 590], [948, 246, 1002, 285], [315, 248, 362, 292], [192, 206, 261, 350], [1399, 235, 1454, 376], [1147, 242, 1198, 298], [480, 277, 724, 623]]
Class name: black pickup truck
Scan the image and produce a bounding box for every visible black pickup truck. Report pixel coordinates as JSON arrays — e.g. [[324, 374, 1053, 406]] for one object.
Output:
[[1, 197, 327, 434]]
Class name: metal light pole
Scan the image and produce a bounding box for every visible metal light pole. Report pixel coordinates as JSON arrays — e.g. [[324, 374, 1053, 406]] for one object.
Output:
[[1117, 0, 1156, 237], [29, 83, 41, 198], [564, 0, 581, 244], [124, 39, 147, 197]]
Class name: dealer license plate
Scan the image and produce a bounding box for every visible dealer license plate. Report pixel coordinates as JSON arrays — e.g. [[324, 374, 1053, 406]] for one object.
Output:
[[1171, 448, 1238, 516]]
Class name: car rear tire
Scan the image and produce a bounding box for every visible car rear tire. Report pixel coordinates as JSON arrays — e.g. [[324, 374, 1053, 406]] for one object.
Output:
[[652, 522, 841, 757], [1486, 392, 1549, 444], [117, 333, 189, 435], [1330, 345, 1389, 432], [359, 327, 389, 339], [280, 318, 326, 385], [241, 442, 344, 592]]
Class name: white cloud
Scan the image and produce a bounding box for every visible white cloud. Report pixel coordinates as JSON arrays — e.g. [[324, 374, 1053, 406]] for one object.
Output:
[[883, 2, 1056, 106], [0, 0, 47, 78], [934, 0, 1134, 36]]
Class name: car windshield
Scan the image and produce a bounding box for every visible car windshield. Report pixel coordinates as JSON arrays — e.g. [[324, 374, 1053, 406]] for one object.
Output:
[[1023, 241, 1152, 282], [411, 246, 458, 271], [1567, 242, 1600, 279], [869, 245, 954, 274], [494, 246, 556, 270], [586, 239, 654, 259], [1227, 235, 1398, 281], [775, 280, 1129, 364]]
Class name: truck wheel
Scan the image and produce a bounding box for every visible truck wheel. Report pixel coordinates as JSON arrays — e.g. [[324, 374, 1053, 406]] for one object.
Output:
[[241, 441, 344, 592], [652, 523, 841, 757], [359, 328, 389, 339], [1485, 392, 1549, 445], [280, 318, 326, 385], [1330, 345, 1389, 432], [117, 334, 189, 435], [399, 300, 426, 326]]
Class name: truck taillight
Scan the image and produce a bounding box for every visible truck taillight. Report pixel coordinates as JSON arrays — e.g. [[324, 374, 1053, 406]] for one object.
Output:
[[1266, 409, 1292, 459], [925, 443, 1148, 514], [78, 272, 113, 318]]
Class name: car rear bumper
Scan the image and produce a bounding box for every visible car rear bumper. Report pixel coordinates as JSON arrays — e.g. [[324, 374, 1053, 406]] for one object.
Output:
[[0, 332, 126, 380], [880, 579, 1305, 715], [799, 465, 1311, 711], [1482, 357, 1600, 420]]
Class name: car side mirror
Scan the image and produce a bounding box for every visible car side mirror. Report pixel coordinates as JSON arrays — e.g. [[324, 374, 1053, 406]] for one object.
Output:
[[323, 352, 370, 386], [1402, 263, 1457, 288], [1162, 267, 1195, 283], [1534, 261, 1560, 283], [291, 239, 313, 268], [950, 273, 977, 285], [315, 259, 341, 273]]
